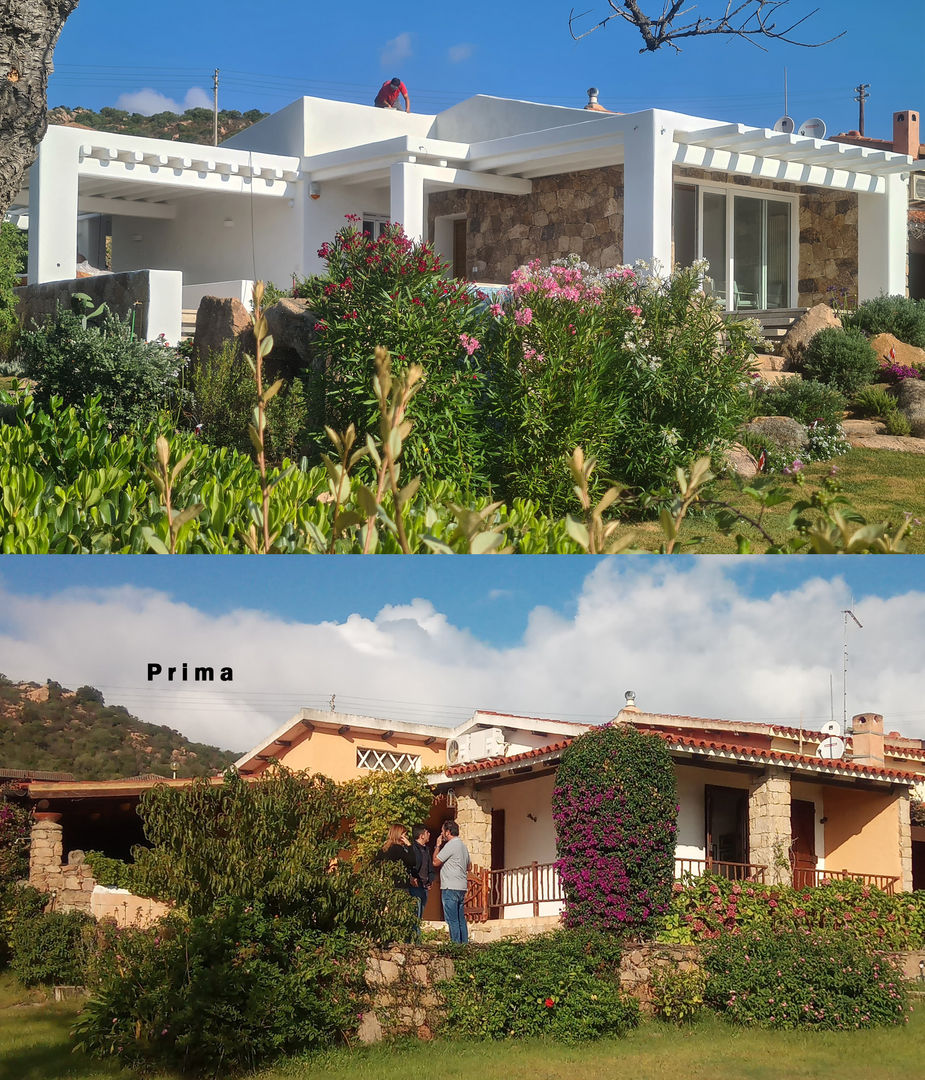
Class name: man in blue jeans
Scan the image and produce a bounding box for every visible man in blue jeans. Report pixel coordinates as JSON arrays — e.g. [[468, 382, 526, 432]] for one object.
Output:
[[432, 819, 470, 943]]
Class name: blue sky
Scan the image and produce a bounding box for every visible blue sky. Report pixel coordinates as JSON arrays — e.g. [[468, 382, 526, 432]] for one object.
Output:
[[49, 1, 924, 142], [1, 557, 924, 751]]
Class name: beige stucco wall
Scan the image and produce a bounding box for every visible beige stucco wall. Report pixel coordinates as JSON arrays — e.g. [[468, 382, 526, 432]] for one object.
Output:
[[266, 727, 446, 782], [822, 786, 906, 885], [675, 764, 751, 863]]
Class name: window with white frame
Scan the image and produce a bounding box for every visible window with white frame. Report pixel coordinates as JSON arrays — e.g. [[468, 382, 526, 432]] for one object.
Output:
[[356, 747, 421, 773], [360, 214, 390, 240]]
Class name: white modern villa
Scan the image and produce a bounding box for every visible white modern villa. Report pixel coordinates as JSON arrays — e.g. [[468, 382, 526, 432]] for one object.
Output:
[[10, 92, 925, 341]]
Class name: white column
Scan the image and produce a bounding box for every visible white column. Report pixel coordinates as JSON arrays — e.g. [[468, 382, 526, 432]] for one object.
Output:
[[27, 132, 80, 283], [857, 174, 908, 300], [389, 162, 425, 242], [622, 111, 674, 271]]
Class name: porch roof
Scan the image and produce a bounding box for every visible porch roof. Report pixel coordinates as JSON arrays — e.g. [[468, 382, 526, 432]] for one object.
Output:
[[434, 726, 919, 787]]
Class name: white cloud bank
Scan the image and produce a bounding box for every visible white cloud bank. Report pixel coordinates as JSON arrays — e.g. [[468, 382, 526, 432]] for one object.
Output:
[[0, 561, 923, 755], [448, 43, 474, 63], [115, 87, 212, 116]]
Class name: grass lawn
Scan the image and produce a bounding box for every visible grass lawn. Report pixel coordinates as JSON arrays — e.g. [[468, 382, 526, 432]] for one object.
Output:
[[629, 448, 925, 553], [1, 975, 920, 1080]]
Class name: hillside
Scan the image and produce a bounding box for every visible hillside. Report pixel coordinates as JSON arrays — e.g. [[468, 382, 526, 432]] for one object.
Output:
[[47, 105, 268, 145], [0, 676, 238, 781]]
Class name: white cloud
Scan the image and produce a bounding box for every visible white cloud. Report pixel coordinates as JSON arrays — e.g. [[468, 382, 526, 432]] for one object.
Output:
[[448, 43, 474, 64], [380, 32, 412, 68], [1, 564, 924, 758], [115, 86, 212, 116]]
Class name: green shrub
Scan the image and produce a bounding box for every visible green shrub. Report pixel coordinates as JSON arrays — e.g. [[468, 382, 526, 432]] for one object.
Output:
[[441, 930, 639, 1042], [185, 341, 308, 463], [18, 302, 187, 432], [83, 851, 141, 893], [10, 909, 93, 986], [0, 222, 27, 361], [703, 928, 910, 1030], [649, 965, 707, 1024], [296, 219, 491, 493], [753, 378, 846, 430], [488, 258, 754, 509], [852, 384, 898, 419], [800, 327, 879, 395], [0, 884, 47, 968], [843, 294, 925, 348], [885, 410, 912, 437], [73, 905, 365, 1077]]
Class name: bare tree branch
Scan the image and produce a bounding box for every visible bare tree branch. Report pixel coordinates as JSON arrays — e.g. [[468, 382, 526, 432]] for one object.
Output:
[[569, 0, 845, 52]]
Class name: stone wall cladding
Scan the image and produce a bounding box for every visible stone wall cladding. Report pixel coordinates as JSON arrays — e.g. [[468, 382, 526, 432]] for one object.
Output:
[[677, 166, 859, 308], [453, 784, 493, 869], [899, 792, 914, 893], [29, 822, 95, 913], [747, 767, 793, 886], [427, 166, 624, 284]]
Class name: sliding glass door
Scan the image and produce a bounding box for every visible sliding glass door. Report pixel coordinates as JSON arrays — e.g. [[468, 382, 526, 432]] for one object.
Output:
[[674, 185, 793, 311]]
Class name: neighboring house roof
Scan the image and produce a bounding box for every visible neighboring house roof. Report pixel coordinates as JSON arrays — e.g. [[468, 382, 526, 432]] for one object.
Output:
[[0, 768, 76, 782]]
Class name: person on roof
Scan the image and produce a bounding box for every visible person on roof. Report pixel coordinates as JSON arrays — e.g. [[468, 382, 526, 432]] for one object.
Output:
[[375, 77, 410, 112]]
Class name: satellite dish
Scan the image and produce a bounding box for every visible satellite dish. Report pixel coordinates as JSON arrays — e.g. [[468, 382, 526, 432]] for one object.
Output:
[[773, 116, 795, 134], [446, 739, 461, 765], [817, 735, 846, 760], [798, 117, 826, 140], [821, 720, 841, 737]]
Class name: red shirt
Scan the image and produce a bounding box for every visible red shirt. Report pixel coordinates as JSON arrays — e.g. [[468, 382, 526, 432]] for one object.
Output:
[[375, 80, 407, 107]]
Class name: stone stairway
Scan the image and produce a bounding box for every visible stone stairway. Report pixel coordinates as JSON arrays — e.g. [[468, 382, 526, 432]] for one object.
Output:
[[180, 308, 197, 342]]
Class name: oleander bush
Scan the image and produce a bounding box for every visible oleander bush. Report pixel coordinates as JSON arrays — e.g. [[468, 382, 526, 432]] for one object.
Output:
[[9, 908, 93, 986], [17, 301, 187, 432], [441, 930, 639, 1042], [73, 905, 366, 1077], [703, 927, 910, 1030], [799, 327, 880, 395], [295, 219, 491, 492], [843, 294, 925, 349], [486, 257, 756, 510], [552, 724, 677, 935]]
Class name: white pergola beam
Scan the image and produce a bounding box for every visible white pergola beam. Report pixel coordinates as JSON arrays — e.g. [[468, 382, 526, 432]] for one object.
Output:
[[77, 196, 176, 220], [414, 163, 532, 195]]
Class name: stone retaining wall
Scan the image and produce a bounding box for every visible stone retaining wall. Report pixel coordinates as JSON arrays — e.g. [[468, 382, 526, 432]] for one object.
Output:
[[358, 941, 701, 1042], [30, 820, 95, 912]]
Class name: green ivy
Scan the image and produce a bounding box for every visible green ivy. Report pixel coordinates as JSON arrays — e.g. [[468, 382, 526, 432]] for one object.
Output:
[[342, 771, 435, 862], [552, 724, 677, 935]]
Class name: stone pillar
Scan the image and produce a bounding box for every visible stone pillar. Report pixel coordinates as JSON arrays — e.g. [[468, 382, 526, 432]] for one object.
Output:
[[857, 174, 908, 301], [453, 783, 493, 869], [898, 792, 914, 894], [29, 818, 64, 889], [748, 767, 793, 886], [27, 130, 80, 284], [390, 162, 425, 243], [622, 110, 674, 271]]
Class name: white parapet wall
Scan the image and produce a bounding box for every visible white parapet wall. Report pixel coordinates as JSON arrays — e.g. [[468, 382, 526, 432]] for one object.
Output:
[[181, 279, 255, 310]]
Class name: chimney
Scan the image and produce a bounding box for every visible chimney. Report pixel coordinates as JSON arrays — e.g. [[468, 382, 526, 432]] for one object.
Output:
[[850, 712, 884, 765], [622, 689, 638, 711], [893, 110, 920, 158]]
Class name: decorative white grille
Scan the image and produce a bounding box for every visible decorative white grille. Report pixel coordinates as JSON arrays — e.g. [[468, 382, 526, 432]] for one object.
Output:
[[356, 748, 421, 773]]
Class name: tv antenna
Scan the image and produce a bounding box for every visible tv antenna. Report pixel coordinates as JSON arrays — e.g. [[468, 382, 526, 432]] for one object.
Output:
[[842, 607, 863, 731]]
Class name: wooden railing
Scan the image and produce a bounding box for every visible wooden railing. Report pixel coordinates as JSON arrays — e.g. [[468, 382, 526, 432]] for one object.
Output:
[[464, 858, 898, 922], [465, 862, 563, 922], [792, 868, 899, 894], [674, 857, 766, 883]]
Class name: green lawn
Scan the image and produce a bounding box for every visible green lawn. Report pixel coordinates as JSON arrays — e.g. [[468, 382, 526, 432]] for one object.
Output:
[[630, 448, 925, 553], [1, 975, 921, 1080]]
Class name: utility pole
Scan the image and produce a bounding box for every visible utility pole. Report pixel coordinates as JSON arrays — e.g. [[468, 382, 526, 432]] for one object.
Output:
[[854, 83, 870, 136], [212, 68, 219, 146]]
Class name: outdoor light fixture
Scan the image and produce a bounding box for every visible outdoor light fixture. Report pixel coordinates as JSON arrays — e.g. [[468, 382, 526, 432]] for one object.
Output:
[[309, 181, 321, 200]]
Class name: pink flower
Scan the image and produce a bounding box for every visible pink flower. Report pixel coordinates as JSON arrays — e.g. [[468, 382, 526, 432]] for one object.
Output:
[[459, 333, 480, 355], [625, 305, 643, 318], [514, 307, 533, 326], [489, 303, 504, 318]]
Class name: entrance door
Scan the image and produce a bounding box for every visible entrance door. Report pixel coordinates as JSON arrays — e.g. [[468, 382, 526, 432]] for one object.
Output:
[[790, 799, 818, 889], [452, 219, 468, 279], [705, 785, 748, 877], [489, 809, 505, 918]]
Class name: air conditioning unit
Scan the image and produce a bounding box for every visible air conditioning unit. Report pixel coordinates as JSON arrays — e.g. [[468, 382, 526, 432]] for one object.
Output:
[[446, 727, 507, 766], [913, 174, 925, 201]]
